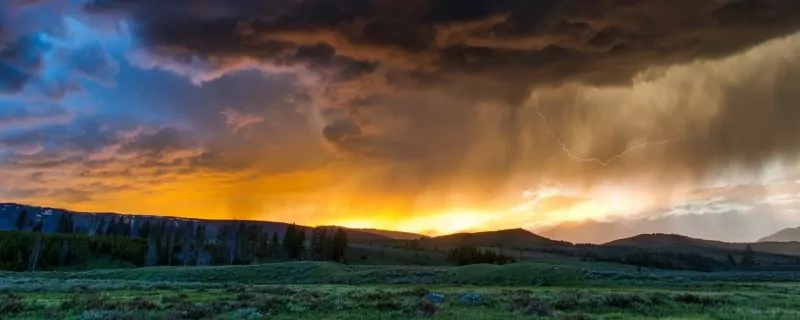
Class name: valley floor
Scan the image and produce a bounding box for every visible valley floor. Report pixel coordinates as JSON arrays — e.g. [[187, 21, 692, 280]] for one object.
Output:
[[1, 262, 798, 319]]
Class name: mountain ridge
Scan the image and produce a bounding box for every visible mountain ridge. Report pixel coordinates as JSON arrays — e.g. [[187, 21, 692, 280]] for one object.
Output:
[[759, 227, 800, 242]]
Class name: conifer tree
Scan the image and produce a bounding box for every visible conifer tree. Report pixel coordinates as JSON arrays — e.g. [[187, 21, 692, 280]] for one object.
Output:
[[332, 228, 348, 263], [194, 224, 206, 266], [740, 244, 756, 267], [310, 227, 328, 261], [139, 220, 152, 239], [15, 209, 28, 231], [271, 231, 280, 260]]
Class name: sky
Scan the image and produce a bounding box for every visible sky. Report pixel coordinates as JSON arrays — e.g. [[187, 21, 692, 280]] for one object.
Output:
[[4, 0, 800, 240]]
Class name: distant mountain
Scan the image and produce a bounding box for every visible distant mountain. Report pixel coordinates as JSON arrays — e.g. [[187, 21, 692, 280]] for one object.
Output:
[[604, 233, 739, 251], [604, 233, 800, 257], [356, 228, 427, 240], [538, 220, 637, 244], [538, 210, 789, 244], [759, 227, 800, 242], [423, 228, 570, 250], [0, 203, 391, 243]]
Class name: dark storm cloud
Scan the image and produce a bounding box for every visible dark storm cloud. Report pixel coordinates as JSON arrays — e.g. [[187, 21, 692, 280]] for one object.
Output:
[[67, 41, 120, 85], [0, 35, 49, 94], [0, 104, 72, 128], [83, 0, 800, 190], [119, 127, 195, 156]]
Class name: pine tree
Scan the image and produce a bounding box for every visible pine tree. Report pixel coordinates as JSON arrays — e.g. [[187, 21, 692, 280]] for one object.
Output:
[[57, 213, 74, 234], [216, 224, 230, 265], [28, 219, 44, 271], [95, 217, 107, 236], [115, 217, 130, 237], [15, 209, 28, 231], [332, 228, 348, 263], [740, 244, 756, 268], [297, 226, 306, 260], [283, 224, 295, 259], [139, 220, 152, 239], [270, 232, 280, 260], [283, 224, 306, 260], [105, 217, 117, 236], [194, 224, 206, 266], [311, 227, 327, 260], [727, 253, 737, 267], [233, 222, 245, 264], [57, 240, 70, 267]]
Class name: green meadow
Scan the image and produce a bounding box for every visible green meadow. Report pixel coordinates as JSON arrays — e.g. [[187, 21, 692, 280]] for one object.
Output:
[[1, 262, 798, 319]]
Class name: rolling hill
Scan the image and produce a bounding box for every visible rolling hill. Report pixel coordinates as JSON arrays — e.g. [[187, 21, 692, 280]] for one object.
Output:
[[538, 220, 637, 244], [603, 233, 800, 259], [421, 228, 571, 250], [354, 228, 427, 240], [538, 210, 789, 244], [0, 203, 393, 243], [759, 227, 800, 242]]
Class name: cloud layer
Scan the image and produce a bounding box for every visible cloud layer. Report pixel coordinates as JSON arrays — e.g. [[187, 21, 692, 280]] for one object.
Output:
[[3, 0, 800, 235]]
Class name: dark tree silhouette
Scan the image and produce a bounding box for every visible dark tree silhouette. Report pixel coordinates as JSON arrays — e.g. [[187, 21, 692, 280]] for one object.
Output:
[[15, 210, 28, 231], [332, 228, 348, 263], [741, 244, 757, 268]]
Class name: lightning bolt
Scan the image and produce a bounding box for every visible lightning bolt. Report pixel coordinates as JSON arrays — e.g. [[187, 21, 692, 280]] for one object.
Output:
[[532, 92, 680, 167]]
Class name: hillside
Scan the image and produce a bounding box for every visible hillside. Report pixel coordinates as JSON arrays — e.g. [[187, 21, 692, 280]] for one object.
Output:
[[538, 220, 637, 244], [0, 203, 390, 243], [603, 233, 800, 260], [421, 228, 571, 250], [759, 227, 800, 242], [539, 210, 789, 244], [355, 228, 427, 240], [603, 233, 739, 251]]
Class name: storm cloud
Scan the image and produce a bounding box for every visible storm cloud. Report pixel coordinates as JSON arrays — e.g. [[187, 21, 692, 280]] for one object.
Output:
[[85, 1, 800, 184], [3, 0, 800, 234]]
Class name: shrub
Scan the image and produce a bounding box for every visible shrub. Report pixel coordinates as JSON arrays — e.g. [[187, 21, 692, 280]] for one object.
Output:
[[61, 294, 118, 311], [375, 299, 405, 311], [253, 286, 296, 296], [161, 294, 188, 305], [249, 295, 292, 313], [602, 293, 644, 308], [672, 293, 723, 306], [414, 300, 437, 317], [648, 292, 669, 305], [232, 308, 263, 319], [558, 314, 594, 320], [235, 293, 256, 302], [405, 287, 430, 297], [77, 310, 134, 320], [173, 302, 217, 320], [127, 297, 158, 310], [0, 293, 25, 314]]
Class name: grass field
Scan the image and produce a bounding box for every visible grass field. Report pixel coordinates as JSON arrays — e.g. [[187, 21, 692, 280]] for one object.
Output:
[[1, 262, 798, 319]]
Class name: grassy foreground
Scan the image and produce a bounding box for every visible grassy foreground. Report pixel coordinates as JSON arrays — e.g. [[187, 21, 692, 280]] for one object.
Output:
[[1, 262, 798, 319]]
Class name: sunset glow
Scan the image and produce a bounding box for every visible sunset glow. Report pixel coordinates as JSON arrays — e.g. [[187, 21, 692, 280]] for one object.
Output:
[[4, 1, 800, 242]]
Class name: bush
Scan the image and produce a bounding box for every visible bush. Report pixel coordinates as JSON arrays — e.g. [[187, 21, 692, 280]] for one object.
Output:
[[0, 293, 25, 314], [173, 302, 217, 320], [404, 287, 430, 297], [415, 300, 437, 316], [602, 293, 644, 308], [672, 293, 724, 306], [232, 308, 263, 319], [235, 293, 256, 302], [127, 297, 157, 310], [61, 294, 119, 311], [77, 310, 134, 320], [161, 293, 188, 305], [514, 298, 551, 317]]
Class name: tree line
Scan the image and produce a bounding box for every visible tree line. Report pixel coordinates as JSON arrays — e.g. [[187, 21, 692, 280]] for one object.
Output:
[[446, 244, 516, 266], [2, 209, 349, 271]]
